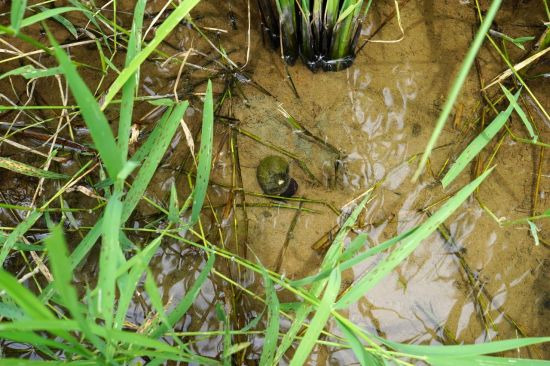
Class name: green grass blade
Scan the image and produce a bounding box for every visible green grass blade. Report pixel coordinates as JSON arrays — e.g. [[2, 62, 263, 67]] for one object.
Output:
[[38, 6, 78, 38], [98, 194, 123, 329], [0, 157, 68, 179], [381, 336, 550, 357], [45, 225, 105, 354], [0, 65, 61, 80], [336, 168, 494, 309], [149, 253, 215, 338], [291, 229, 416, 288], [0, 271, 85, 350], [118, 0, 146, 161], [168, 182, 179, 224], [412, 0, 503, 181], [500, 85, 537, 141], [130, 106, 173, 164], [46, 29, 123, 179], [10, 0, 27, 33], [428, 355, 550, 366], [0, 302, 26, 320], [114, 237, 162, 329], [275, 193, 371, 363], [289, 267, 341, 366], [441, 91, 518, 188], [258, 267, 280, 366], [0, 360, 96, 366], [189, 80, 214, 226], [122, 102, 188, 223], [336, 319, 384, 366], [20, 7, 84, 29], [101, 0, 200, 108], [0, 330, 87, 357], [0, 211, 41, 266]]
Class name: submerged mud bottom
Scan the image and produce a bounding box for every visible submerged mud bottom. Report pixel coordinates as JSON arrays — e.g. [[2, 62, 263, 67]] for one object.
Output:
[[0, 0, 548, 363]]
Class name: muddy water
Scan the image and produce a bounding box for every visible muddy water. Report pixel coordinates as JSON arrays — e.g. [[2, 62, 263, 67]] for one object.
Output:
[[0, 0, 548, 363]]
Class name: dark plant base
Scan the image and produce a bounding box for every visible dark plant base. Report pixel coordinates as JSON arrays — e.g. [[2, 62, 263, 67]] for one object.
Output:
[[302, 54, 356, 72]]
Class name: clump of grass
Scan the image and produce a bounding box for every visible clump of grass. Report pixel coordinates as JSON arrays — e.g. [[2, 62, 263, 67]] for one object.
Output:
[[258, 0, 372, 71]]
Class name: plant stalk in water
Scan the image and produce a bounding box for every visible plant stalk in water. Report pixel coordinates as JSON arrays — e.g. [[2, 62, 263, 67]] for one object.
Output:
[[258, 0, 372, 71]]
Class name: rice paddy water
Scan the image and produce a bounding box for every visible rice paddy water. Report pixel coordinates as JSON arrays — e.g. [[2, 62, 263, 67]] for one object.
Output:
[[0, 0, 548, 364]]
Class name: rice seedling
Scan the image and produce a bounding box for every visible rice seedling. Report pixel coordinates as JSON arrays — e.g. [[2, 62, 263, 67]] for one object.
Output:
[[257, 0, 372, 71], [0, 0, 548, 364]]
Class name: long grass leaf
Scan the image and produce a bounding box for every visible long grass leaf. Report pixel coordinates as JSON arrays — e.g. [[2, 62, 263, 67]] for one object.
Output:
[[45, 225, 105, 354], [10, 0, 27, 33], [336, 168, 493, 309], [428, 355, 550, 366], [289, 267, 341, 366], [149, 253, 215, 338], [258, 266, 280, 366], [98, 194, 123, 329], [189, 80, 214, 226], [275, 192, 371, 363], [0, 211, 41, 266], [101, 0, 200, 108], [0, 360, 96, 366], [380, 336, 550, 357], [0, 330, 87, 357], [114, 237, 162, 329], [0, 271, 84, 350], [129, 106, 173, 164], [118, 0, 146, 161], [0, 157, 68, 179], [20, 7, 84, 29], [441, 91, 517, 188], [47, 30, 123, 179], [122, 102, 188, 223], [336, 319, 384, 366], [413, 0, 503, 181], [500, 85, 537, 141]]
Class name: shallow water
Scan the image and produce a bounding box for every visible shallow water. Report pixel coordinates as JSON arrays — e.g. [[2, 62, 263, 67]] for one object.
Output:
[[0, 0, 548, 363]]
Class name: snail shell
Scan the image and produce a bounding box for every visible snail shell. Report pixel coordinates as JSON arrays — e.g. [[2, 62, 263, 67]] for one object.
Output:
[[256, 156, 298, 197]]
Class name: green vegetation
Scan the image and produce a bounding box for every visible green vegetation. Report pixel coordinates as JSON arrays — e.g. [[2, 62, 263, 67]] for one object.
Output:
[[0, 0, 548, 365], [257, 0, 372, 71]]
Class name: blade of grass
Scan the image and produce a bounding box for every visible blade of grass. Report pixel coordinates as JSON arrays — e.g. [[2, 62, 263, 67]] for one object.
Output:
[[412, 0, 503, 181], [258, 266, 280, 366], [149, 252, 215, 338], [101, 0, 200, 108], [10, 0, 27, 33], [20, 7, 85, 29], [274, 192, 372, 363], [336, 319, 384, 366], [379, 335, 550, 357], [441, 91, 518, 188], [46, 28, 123, 179], [114, 236, 162, 329], [428, 355, 550, 366], [500, 85, 537, 141], [336, 168, 493, 309], [291, 227, 417, 287], [0, 271, 85, 352], [189, 80, 214, 226], [45, 225, 105, 355], [98, 194, 123, 330], [0, 211, 42, 266], [0, 157, 68, 179], [122, 102, 188, 223], [118, 0, 146, 161], [289, 267, 341, 366]]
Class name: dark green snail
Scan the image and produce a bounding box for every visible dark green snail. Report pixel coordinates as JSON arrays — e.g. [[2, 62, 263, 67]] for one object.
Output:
[[256, 156, 298, 198]]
